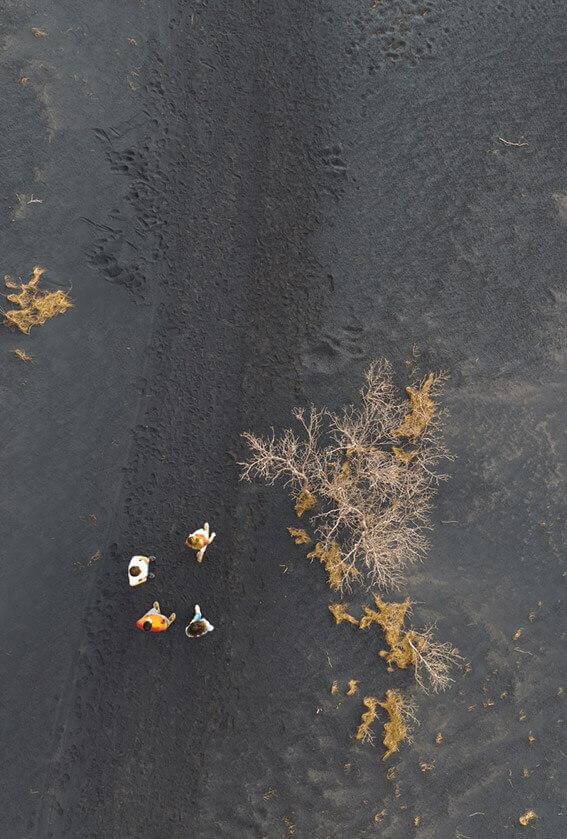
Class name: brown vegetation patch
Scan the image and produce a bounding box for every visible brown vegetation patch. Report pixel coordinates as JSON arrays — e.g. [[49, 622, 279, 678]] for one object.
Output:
[[393, 373, 438, 440], [241, 361, 450, 590], [328, 603, 359, 626], [287, 527, 311, 545], [308, 541, 359, 590], [378, 690, 411, 760], [294, 485, 316, 517], [346, 679, 359, 696], [4, 266, 72, 333], [391, 446, 418, 464], [359, 594, 460, 692], [355, 696, 380, 743], [359, 594, 411, 642], [519, 810, 537, 826]]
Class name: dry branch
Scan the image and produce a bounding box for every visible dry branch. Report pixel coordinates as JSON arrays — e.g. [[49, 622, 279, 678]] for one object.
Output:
[[355, 696, 380, 743], [378, 689, 416, 760], [346, 679, 359, 696], [240, 361, 450, 590], [328, 603, 359, 626], [288, 527, 311, 545]]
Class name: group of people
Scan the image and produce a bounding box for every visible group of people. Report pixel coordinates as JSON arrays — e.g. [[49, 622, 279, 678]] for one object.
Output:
[[129, 522, 216, 639]]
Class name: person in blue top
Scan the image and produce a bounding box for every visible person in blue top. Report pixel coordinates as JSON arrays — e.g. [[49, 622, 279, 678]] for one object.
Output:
[[185, 604, 214, 638]]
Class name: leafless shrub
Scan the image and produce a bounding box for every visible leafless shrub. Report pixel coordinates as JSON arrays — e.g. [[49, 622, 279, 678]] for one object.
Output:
[[378, 689, 418, 760], [404, 626, 462, 693], [240, 360, 450, 590], [355, 696, 381, 743], [335, 593, 460, 692]]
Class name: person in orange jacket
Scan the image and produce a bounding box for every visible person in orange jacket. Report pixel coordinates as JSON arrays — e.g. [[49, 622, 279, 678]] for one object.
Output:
[[136, 601, 176, 632]]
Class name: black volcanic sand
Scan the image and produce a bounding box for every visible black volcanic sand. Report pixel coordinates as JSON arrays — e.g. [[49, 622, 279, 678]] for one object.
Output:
[[1, 0, 565, 837]]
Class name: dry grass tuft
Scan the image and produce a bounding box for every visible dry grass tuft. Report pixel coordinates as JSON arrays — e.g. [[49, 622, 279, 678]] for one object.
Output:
[[357, 594, 460, 692], [381, 625, 461, 693], [393, 372, 439, 440], [13, 348, 32, 362], [378, 689, 415, 760], [391, 446, 418, 464], [330, 680, 339, 695], [31, 27, 48, 38], [4, 266, 72, 333], [240, 361, 450, 590], [359, 594, 411, 640], [288, 527, 311, 545], [294, 485, 316, 517], [519, 810, 537, 826], [328, 602, 359, 626], [346, 679, 359, 696], [355, 696, 380, 743], [308, 541, 360, 590]]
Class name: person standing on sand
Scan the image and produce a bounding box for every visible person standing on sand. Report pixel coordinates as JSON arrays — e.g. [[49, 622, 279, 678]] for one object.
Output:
[[185, 604, 214, 638], [185, 522, 216, 562]]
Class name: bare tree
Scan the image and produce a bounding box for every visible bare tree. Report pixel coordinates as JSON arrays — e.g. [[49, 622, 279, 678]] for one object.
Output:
[[403, 627, 462, 694], [240, 360, 450, 590]]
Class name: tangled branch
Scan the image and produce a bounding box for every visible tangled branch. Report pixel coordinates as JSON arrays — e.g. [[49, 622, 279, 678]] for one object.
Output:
[[240, 360, 450, 590]]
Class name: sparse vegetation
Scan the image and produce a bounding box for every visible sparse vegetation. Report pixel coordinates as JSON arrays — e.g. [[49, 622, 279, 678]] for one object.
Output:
[[4, 266, 72, 333], [355, 696, 381, 743], [328, 602, 359, 626], [378, 689, 416, 760], [519, 810, 537, 826], [13, 348, 32, 362], [346, 594, 460, 692], [393, 373, 437, 439], [382, 624, 461, 694], [287, 527, 311, 545], [241, 361, 449, 591], [346, 679, 359, 696], [308, 541, 360, 590], [294, 486, 316, 517], [242, 360, 458, 760]]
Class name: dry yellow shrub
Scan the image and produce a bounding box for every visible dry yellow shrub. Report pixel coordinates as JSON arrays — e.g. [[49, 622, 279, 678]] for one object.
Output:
[[308, 542, 359, 590], [393, 373, 437, 439], [378, 690, 409, 760], [328, 603, 359, 626], [13, 348, 32, 362], [288, 527, 311, 545], [355, 696, 380, 742], [359, 594, 459, 691], [380, 629, 427, 673], [346, 679, 359, 696], [294, 486, 316, 517], [391, 446, 418, 464], [519, 810, 537, 826], [330, 680, 339, 695], [358, 594, 411, 645], [4, 266, 72, 333]]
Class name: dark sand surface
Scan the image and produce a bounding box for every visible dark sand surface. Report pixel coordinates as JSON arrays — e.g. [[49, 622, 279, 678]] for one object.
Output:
[[0, 0, 565, 836]]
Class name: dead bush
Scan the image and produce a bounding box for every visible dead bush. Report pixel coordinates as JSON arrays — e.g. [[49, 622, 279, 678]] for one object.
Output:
[[333, 594, 461, 692], [355, 696, 381, 743], [362, 594, 461, 692], [240, 360, 450, 590], [4, 266, 72, 333], [378, 689, 417, 760]]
